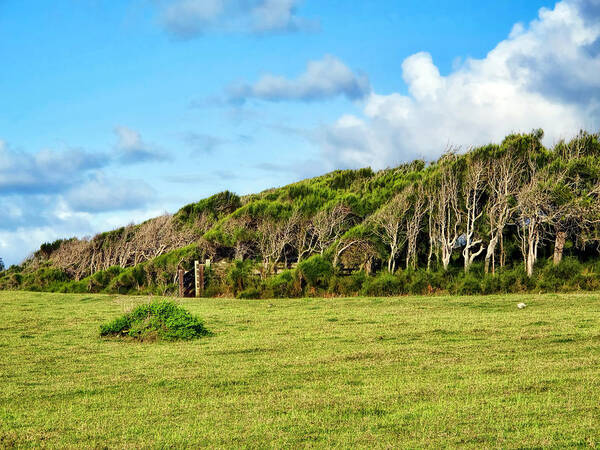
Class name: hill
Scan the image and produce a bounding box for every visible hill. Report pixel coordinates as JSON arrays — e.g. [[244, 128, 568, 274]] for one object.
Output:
[[2, 129, 600, 297]]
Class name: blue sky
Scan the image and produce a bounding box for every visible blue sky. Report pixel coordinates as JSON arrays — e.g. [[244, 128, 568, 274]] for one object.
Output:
[[1, 0, 599, 265]]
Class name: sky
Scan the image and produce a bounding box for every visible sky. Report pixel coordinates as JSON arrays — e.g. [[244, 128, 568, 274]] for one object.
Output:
[[1, 0, 600, 266]]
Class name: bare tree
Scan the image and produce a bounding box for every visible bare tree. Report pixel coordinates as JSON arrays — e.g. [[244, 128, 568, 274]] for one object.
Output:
[[333, 236, 364, 268], [371, 194, 407, 272], [312, 204, 353, 256], [405, 183, 427, 270], [516, 170, 568, 277], [256, 214, 297, 275], [484, 152, 523, 273], [432, 154, 462, 271], [462, 159, 486, 272], [290, 211, 317, 263]]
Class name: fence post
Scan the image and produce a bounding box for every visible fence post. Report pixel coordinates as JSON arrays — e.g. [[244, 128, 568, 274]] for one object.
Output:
[[194, 261, 200, 297], [178, 268, 184, 298], [199, 264, 204, 297]]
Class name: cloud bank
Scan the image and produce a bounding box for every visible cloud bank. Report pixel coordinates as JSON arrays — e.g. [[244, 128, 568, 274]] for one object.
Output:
[[0, 128, 162, 265], [320, 0, 600, 169]]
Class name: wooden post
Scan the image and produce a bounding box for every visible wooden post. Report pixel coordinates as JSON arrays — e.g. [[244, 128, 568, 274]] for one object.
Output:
[[194, 261, 200, 298], [199, 264, 204, 297], [178, 268, 184, 298]]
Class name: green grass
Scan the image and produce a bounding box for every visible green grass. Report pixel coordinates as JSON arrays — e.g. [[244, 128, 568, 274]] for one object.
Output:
[[1, 291, 599, 448]]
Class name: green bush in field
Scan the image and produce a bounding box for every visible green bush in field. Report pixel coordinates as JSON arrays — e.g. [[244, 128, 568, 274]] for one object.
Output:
[[100, 301, 210, 341]]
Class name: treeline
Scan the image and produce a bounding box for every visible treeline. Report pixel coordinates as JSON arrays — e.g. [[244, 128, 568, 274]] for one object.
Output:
[[2, 129, 600, 298]]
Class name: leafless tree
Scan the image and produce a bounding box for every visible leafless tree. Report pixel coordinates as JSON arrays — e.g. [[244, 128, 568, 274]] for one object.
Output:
[[484, 152, 524, 273], [516, 169, 568, 277], [405, 183, 427, 270], [371, 194, 407, 272], [462, 159, 486, 272], [256, 215, 296, 275], [432, 154, 462, 271], [312, 204, 353, 256]]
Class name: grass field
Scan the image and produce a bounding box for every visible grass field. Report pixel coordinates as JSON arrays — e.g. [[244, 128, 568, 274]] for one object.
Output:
[[1, 291, 599, 448]]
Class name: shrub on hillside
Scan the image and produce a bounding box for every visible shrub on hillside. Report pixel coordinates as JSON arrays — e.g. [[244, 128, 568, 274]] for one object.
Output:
[[100, 301, 210, 341]]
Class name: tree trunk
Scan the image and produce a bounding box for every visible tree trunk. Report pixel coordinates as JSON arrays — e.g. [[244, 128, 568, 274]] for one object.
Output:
[[527, 236, 535, 277], [553, 231, 566, 265], [484, 235, 498, 275]]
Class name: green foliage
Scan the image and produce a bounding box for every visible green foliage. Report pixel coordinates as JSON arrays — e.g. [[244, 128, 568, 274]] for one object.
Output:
[[266, 270, 300, 298], [175, 191, 241, 226], [236, 287, 261, 299], [100, 301, 210, 341], [6, 129, 600, 298], [456, 273, 483, 295], [297, 255, 334, 289], [538, 257, 584, 292], [361, 272, 405, 296], [328, 271, 367, 296], [227, 260, 256, 296]]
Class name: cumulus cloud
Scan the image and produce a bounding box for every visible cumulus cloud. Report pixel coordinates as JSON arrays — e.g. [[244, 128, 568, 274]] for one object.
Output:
[[114, 126, 170, 163], [159, 0, 316, 38], [228, 55, 370, 103], [320, 0, 600, 169]]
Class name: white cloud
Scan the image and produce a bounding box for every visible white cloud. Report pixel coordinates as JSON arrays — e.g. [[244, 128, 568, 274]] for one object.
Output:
[[160, 0, 316, 38], [228, 55, 370, 103], [320, 0, 600, 169]]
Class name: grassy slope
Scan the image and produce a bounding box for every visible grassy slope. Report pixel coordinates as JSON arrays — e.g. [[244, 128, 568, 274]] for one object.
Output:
[[1, 292, 599, 448]]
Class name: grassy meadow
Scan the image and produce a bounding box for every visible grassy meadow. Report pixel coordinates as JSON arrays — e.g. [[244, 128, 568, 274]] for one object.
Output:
[[1, 291, 599, 448]]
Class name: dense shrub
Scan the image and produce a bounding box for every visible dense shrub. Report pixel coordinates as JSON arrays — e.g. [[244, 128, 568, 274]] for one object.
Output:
[[328, 271, 367, 296], [267, 270, 300, 298], [456, 273, 482, 295], [100, 301, 210, 341], [407, 270, 443, 295], [538, 257, 583, 292], [227, 260, 256, 296], [237, 287, 261, 299], [361, 272, 405, 296], [297, 255, 333, 289]]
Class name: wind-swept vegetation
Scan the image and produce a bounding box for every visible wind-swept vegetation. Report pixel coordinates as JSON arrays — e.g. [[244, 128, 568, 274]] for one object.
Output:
[[3, 130, 600, 297]]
